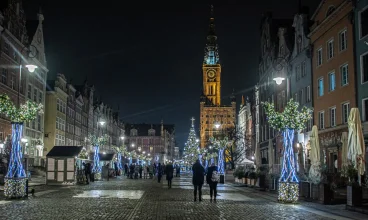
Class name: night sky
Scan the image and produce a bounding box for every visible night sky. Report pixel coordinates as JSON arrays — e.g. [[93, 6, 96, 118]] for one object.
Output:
[[23, 0, 320, 148]]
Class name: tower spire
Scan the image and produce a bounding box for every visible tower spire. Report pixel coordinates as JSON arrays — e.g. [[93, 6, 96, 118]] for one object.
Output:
[[203, 5, 219, 65], [191, 117, 195, 127]]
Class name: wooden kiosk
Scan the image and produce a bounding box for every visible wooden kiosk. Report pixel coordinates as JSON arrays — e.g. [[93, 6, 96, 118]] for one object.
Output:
[[46, 146, 83, 185]]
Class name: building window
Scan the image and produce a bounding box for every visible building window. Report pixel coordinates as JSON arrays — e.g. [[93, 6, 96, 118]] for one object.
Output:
[[38, 92, 43, 103], [297, 36, 302, 53], [318, 77, 324, 97], [339, 29, 347, 51], [330, 107, 336, 127], [37, 115, 41, 131], [55, 134, 65, 146], [342, 102, 350, 124], [328, 72, 336, 91], [317, 48, 322, 66], [296, 65, 301, 81], [363, 98, 368, 121], [10, 73, 15, 90], [301, 61, 306, 77], [340, 64, 348, 86], [307, 86, 311, 102], [3, 42, 10, 55], [33, 88, 37, 102], [327, 39, 334, 60], [362, 53, 368, 83], [360, 7, 368, 39], [294, 93, 298, 103], [319, 111, 325, 129], [56, 117, 65, 131], [1, 68, 8, 85], [299, 89, 303, 104], [27, 85, 32, 99]]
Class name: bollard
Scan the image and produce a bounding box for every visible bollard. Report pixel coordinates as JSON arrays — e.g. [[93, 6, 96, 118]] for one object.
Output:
[[26, 179, 29, 197]]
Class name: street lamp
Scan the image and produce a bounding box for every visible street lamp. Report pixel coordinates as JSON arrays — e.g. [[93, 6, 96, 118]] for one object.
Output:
[[98, 120, 106, 126], [25, 64, 37, 73], [214, 122, 221, 129], [120, 136, 125, 140], [131, 144, 135, 147], [273, 76, 285, 85]]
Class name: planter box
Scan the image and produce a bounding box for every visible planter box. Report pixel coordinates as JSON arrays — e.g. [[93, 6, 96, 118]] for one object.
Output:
[[319, 183, 332, 204], [250, 179, 256, 186], [247, 178, 251, 185], [311, 183, 319, 200], [300, 182, 310, 198], [242, 177, 246, 184], [347, 185, 362, 207]]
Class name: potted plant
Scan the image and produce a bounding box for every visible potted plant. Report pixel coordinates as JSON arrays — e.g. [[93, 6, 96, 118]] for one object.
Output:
[[249, 172, 257, 186], [243, 171, 248, 184], [344, 165, 362, 207]]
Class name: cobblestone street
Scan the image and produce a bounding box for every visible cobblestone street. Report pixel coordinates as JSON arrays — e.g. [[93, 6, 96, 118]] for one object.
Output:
[[0, 174, 367, 220]]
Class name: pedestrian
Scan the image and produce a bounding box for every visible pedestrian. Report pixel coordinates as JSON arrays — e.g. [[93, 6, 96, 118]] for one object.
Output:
[[192, 159, 205, 202], [83, 162, 90, 184], [139, 164, 143, 178], [157, 163, 163, 183], [134, 163, 139, 179], [124, 163, 129, 177], [176, 165, 180, 177], [206, 163, 219, 202], [129, 163, 134, 179], [166, 163, 174, 188]]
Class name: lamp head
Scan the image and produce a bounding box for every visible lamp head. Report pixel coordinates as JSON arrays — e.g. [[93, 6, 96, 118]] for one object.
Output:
[[273, 77, 285, 85], [99, 121, 106, 126], [25, 64, 38, 73], [215, 123, 220, 129]]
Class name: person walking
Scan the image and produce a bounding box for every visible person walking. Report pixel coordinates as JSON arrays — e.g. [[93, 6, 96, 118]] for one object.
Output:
[[206, 163, 219, 202], [124, 164, 129, 177], [176, 165, 180, 177], [83, 162, 90, 184], [166, 163, 174, 188], [129, 163, 134, 179], [139, 164, 143, 178], [192, 159, 205, 202], [157, 163, 163, 183]]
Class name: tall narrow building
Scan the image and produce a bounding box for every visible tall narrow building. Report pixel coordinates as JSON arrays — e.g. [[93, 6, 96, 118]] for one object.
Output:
[[200, 6, 236, 148]]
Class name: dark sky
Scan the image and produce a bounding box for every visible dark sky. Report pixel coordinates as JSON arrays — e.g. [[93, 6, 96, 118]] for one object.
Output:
[[23, 0, 320, 148]]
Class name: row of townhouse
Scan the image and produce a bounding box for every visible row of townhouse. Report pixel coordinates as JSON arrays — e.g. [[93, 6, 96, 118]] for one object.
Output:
[[241, 0, 368, 174]]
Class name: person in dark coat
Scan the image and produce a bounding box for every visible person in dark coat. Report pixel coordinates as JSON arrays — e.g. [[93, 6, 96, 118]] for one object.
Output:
[[166, 163, 174, 188], [83, 162, 90, 184], [192, 159, 205, 202], [124, 164, 129, 177], [206, 163, 219, 201], [157, 163, 163, 183], [176, 165, 180, 177]]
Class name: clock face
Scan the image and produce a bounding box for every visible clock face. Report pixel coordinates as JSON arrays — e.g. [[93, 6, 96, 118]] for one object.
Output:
[[207, 70, 215, 78]]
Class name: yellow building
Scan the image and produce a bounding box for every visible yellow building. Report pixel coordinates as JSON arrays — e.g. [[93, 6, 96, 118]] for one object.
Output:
[[200, 6, 236, 148], [44, 74, 68, 154]]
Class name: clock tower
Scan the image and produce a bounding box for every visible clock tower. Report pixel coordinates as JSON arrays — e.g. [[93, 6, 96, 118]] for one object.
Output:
[[199, 5, 236, 148], [202, 5, 221, 106]]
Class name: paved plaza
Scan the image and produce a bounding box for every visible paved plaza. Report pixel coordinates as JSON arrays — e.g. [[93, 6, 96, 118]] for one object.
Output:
[[0, 174, 367, 220]]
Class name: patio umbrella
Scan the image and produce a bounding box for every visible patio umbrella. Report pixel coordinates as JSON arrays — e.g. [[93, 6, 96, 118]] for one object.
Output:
[[268, 139, 273, 174], [308, 125, 321, 184], [340, 132, 348, 170], [347, 108, 366, 185]]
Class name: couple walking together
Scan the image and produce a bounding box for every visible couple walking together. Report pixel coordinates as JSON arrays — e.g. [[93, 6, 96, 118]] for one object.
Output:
[[192, 159, 219, 202]]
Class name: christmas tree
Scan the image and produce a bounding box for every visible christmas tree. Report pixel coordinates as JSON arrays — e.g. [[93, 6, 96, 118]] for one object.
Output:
[[183, 117, 200, 165]]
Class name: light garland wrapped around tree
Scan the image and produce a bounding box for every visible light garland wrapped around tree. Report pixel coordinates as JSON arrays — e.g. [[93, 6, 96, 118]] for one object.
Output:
[[183, 118, 201, 166], [263, 99, 313, 203], [0, 94, 43, 198], [113, 144, 128, 171], [209, 136, 229, 174], [88, 133, 109, 180], [78, 148, 88, 159]]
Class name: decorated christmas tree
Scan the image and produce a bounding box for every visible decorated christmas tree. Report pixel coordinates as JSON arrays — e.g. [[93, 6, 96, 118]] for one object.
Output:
[[183, 117, 200, 165], [263, 99, 312, 203]]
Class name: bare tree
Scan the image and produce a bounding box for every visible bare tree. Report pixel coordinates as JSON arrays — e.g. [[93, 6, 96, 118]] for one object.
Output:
[[221, 127, 250, 170]]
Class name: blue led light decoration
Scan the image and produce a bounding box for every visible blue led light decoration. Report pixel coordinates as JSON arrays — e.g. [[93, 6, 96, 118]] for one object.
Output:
[[114, 145, 127, 171], [263, 99, 313, 203], [88, 134, 109, 180], [209, 136, 228, 175], [0, 94, 43, 198]]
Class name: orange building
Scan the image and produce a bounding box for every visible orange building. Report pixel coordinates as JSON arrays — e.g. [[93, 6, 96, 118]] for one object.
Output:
[[310, 0, 356, 172]]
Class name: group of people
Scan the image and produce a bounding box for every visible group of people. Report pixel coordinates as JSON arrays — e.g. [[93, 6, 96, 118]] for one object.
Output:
[[82, 162, 94, 184], [124, 163, 152, 179], [192, 159, 219, 202]]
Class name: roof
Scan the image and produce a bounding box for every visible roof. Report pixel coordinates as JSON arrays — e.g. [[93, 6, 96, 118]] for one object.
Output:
[[124, 123, 175, 136], [47, 146, 83, 157], [90, 153, 115, 161]]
